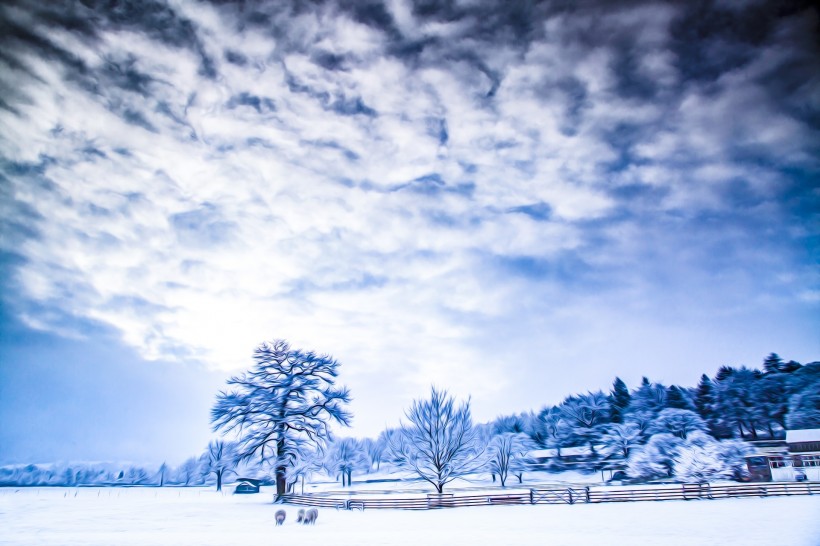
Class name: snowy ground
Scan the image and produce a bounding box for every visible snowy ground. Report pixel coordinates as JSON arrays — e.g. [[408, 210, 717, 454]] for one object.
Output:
[[1, 486, 819, 546]]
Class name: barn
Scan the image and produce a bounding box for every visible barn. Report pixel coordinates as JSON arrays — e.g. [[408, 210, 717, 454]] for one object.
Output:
[[745, 429, 820, 482]]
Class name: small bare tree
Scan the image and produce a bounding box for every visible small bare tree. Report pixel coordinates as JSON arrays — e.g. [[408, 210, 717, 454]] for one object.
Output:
[[486, 432, 535, 487], [201, 440, 237, 492], [390, 387, 483, 493], [326, 438, 368, 487]]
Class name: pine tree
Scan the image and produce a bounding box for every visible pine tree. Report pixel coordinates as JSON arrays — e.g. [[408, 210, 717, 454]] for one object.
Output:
[[666, 385, 692, 410], [694, 375, 714, 419], [715, 366, 735, 382], [763, 353, 783, 374], [609, 377, 631, 424], [781, 360, 802, 373]]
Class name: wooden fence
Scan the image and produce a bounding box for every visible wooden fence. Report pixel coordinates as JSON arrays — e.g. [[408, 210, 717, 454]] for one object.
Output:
[[280, 481, 820, 510]]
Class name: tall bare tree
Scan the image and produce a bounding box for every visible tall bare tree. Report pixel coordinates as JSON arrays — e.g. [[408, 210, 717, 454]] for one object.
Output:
[[390, 387, 483, 493], [486, 432, 535, 487], [211, 340, 352, 497]]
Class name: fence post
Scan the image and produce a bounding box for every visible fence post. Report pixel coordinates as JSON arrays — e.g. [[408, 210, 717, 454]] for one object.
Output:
[[567, 488, 573, 504], [585, 487, 590, 503], [529, 489, 534, 504]]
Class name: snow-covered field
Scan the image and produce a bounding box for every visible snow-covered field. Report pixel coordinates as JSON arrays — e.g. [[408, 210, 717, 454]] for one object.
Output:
[[1, 486, 819, 546]]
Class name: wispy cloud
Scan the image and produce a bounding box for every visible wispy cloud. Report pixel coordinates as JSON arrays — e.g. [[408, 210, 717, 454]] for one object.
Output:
[[1, 0, 817, 432]]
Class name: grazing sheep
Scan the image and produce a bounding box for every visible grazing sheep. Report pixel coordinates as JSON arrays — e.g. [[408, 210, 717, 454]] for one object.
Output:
[[275, 509, 286, 526], [296, 508, 305, 523], [303, 508, 318, 525]]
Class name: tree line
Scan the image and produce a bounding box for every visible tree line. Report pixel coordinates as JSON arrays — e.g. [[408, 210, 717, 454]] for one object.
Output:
[[207, 341, 818, 495], [0, 441, 239, 488], [3, 341, 816, 491]]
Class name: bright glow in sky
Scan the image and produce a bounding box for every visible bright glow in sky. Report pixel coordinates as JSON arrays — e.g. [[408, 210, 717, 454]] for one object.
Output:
[[1, 0, 818, 464]]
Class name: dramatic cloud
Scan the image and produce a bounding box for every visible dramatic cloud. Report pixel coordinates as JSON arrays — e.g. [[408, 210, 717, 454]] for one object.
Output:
[[1, 0, 818, 436]]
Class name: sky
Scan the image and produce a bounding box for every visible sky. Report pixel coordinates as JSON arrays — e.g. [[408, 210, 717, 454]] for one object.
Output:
[[0, 0, 818, 466]]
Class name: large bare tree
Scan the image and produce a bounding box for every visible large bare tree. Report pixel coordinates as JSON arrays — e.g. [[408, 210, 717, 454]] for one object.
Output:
[[390, 387, 483, 493], [211, 340, 352, 497]]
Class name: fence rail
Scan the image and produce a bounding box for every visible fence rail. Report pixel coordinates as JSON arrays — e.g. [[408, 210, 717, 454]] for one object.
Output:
[[280, 481, 819, 511]]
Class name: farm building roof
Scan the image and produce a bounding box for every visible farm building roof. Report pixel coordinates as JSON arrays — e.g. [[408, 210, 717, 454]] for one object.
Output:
[[786, 429, 820, 443]]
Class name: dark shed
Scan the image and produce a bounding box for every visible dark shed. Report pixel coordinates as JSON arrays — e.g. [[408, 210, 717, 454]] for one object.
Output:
[[234, 478, 261, 494]]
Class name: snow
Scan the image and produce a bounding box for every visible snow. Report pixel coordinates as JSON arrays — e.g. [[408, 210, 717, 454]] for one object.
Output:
[[786, 429, 820, 443], [1, 487, 819, 546]]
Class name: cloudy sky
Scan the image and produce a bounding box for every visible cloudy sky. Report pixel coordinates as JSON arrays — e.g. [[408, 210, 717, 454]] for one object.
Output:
[[1, 0, 818, 465]]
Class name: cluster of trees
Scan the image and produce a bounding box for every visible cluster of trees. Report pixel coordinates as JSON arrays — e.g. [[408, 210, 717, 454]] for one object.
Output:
[[209, 342, 816, 494], [0, 441, 239, 488]]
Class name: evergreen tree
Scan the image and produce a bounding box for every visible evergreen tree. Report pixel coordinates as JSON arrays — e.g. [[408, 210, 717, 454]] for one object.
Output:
[[715, 366, 735, 382], [786, 391, 820, 430], [713, 367, 763, 439], [666, 385, 692, 410], [781, 360, 802, 374], [694, 374, 714, 420], [756, 374, 789, 438], [609, 377, 631, 424], [763, 353, 783, 374]]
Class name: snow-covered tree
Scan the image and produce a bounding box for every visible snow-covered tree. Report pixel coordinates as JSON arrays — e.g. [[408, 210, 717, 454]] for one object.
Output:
[[211, 340, 352, 496], [390, 387, 483, 493], [326, 438, 368, 487], [714, 438, 754, 481], [537, 406, 571, 456], [625, 409, 655, 436], [713, 367, 764, 439], [629, 378, 667, 416], [360, 437, 385, 472], [666, 386, 694, 411], [673, 441, 731, 481], [156, 462, 169, 487], [601, 422, 642, 458], [486, 432, 535, 487], [558, 391, 610, 454], [673, 433, 754, 482], [756, 373, 789, 437], [285, 447, 324, 494], [647, 409, 708, 440], [627, 433, 683, 480], [201, 440, 237, 492], [378, 428, 405, 467], [694, 374, 715, 422], [125, 466, 150, 485], [609, 377, 631, 424], [175, 457, 203, 486], [763, 353, 783, 374], [786, 390, 820, 430]]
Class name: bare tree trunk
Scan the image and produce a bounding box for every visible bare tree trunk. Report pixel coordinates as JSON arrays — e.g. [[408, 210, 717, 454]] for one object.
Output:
[[275, 439, 287, 498], [216, 470, 222, 492]]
